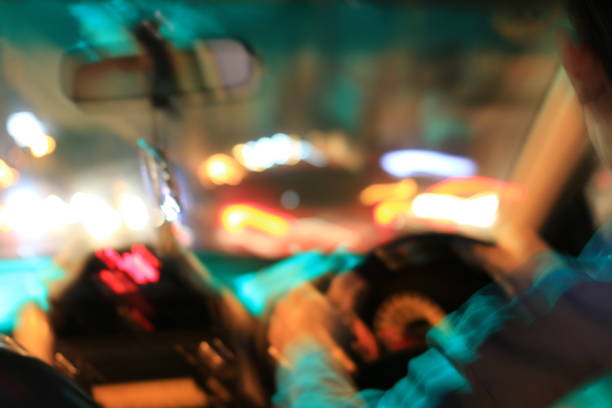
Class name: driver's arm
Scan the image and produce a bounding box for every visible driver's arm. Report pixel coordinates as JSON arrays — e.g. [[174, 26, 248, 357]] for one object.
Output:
[[268, 283, 475, 408], [269, 248, 600, 408], [268, 285, 366, 407], [273, 338, 367, 408], [268, 226, 606, 408], [272, 331, 474, 408]]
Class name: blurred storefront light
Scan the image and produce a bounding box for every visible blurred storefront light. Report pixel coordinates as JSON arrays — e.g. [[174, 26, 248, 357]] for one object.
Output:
[[6, 112, 56, 158], [373, 200, 413, 227], [7, 112, 45, 147], [119, 194, 150, 231], [42, 195, 76, 231], [0, 188, 152, 242], [373, 191, 500, 229], [198, 153, 245, 186], [411, 192, 500, 228], [2, 190, 45, 238], [29, 135, 56, 158], [380, 150, 477, 179], [71, 192, 122, 240], [0, 193, 76, 238], [360, 179, 418, 206], [233, 133, 324, 172], [220, 203, 292, 236], [0, 160, 19, 188]]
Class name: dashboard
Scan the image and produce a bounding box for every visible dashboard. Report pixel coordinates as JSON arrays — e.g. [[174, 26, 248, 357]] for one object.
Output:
[[37, 232, 493, 407]]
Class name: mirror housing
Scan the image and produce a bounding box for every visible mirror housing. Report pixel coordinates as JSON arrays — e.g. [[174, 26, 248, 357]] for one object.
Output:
[[62, 38, 259, 105]]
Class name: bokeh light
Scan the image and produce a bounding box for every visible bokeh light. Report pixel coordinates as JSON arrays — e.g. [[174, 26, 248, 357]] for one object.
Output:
[[198, 153, 246, 186], [71, 192, 122, 241], [41, 195, 76, 231], [29, 135, 57, 158], [360, 179, 418, 206], [118, 194, 150, 231], [0, 160, 19, 188], [373, 200, 413, 227], [6, 112, 56, 158], [411, 192, 499, 228], [6, 112, 45, 148], [220, 203, 292, 236], [381, 150, 477, 179], [2, 190, 45, 238], [233, 133, 324, 172]]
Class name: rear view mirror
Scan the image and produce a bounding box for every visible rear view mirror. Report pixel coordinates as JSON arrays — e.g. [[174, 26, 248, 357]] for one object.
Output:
[[62, 38, 259, 104]]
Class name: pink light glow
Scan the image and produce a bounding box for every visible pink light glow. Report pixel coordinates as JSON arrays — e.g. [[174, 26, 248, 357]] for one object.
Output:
[[96, 245, 161, 287], [98, 269, 138, 294]]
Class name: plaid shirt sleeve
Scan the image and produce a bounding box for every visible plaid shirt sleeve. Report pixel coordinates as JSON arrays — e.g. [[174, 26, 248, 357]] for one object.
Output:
[[273, 222, 612, 408]]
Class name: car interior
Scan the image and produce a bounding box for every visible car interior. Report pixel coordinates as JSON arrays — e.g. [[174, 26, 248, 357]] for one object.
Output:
[[0, 1, 608, 407]]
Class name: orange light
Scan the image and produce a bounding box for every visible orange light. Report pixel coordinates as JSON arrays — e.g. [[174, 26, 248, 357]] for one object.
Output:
[[0, 160, 18, 188], [360, 179, 418, 206], [373, 200, 412, 227], [198, 154, 246, 186], [30, 135, 56, 158], [220, 204, 292, 236], [426, 176, 524, 204]]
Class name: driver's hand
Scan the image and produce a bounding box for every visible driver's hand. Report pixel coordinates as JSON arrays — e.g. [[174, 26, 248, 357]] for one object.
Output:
[[268, 284, 355, 370], [268, 284, 337, 355]]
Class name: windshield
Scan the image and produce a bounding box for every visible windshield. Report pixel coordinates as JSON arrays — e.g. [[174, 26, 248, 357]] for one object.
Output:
[[0, 2, 563, 263]]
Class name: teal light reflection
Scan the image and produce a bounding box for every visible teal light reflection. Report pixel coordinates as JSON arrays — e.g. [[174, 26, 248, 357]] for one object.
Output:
[[69, 3, 138, 58], [233, 251, 363, 316], [0, 257, 64, 333], [551, 373, 612, 408]]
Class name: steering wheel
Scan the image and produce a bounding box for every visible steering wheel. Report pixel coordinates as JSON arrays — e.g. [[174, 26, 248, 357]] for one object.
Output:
[[261, 232, 494, 392], [345, 233, 493, 389], [251, 232, 494, 396]]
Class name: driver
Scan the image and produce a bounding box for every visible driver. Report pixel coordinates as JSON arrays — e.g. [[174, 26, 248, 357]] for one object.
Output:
[[268, 1, 612, 407]]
